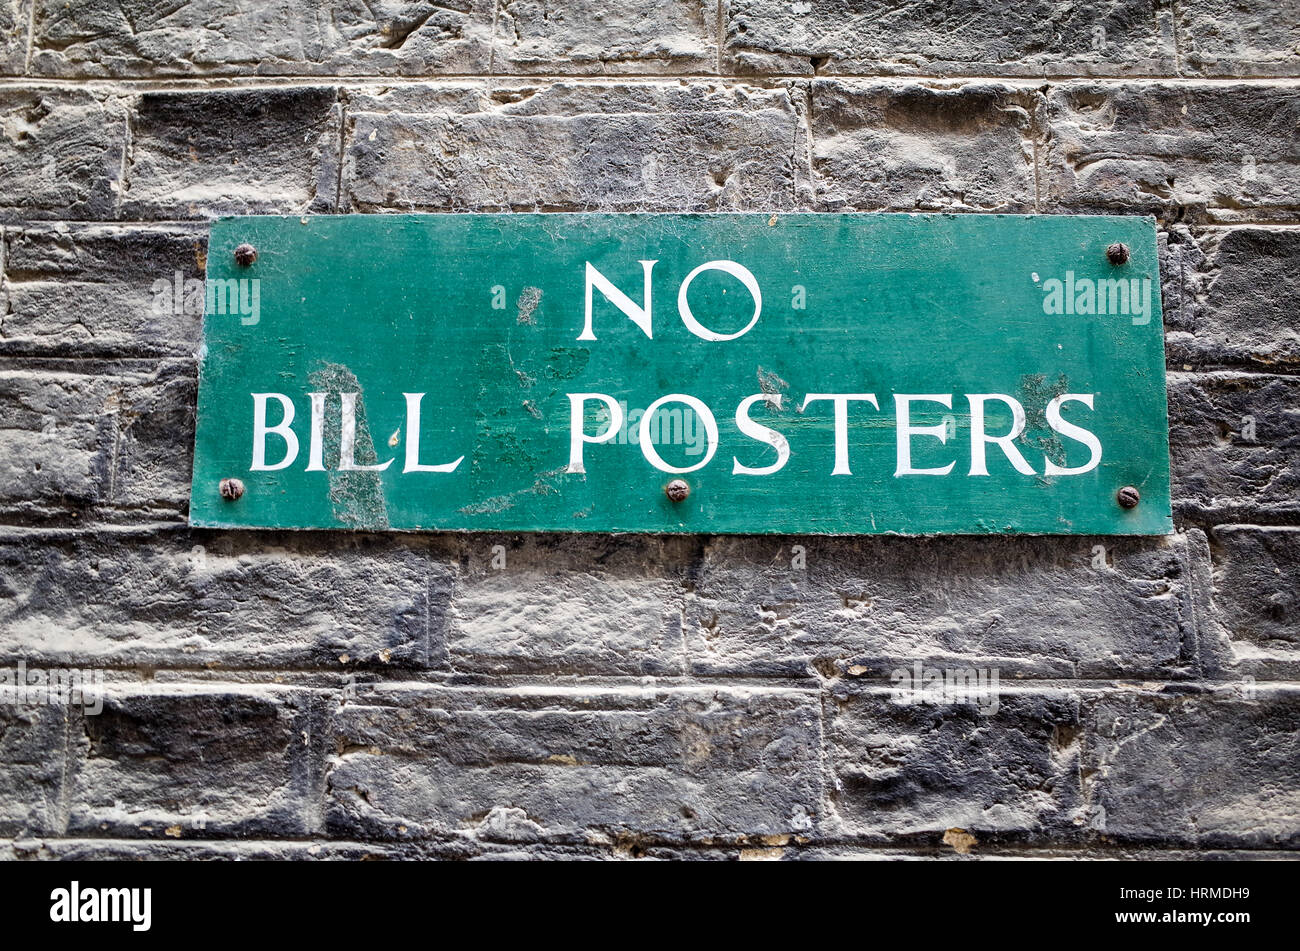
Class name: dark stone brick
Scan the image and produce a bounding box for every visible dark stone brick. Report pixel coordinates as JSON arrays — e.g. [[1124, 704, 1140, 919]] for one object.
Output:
[[1, 224, 206, 357], [66, 686, 325, 838], [1202, 526, 1300, 680], [1168, 372, 1300, 522], [28, 0, 493, 77], [0, 528, 448, 670], [0, 360, 193, 516], [723, 0, 1175, 76], [0, 89, 126, 221], [496, 0, 716, 74], [1043, 82, 1300, 223], [325, 685, 822, 842], [1081, 686, 1300, 847], [342, 82, 805, 212], [1164, 226, 1300, 371], [1179, 1, 1300, 77], [825, 685, 1084, 843], [0, 700, 69, 837], [449, 534, 692, 676], [0, 0, 27, 74], [687, 534, 1201, 680], [124, 87, 342, 219], [809, 81, 1039, 211]]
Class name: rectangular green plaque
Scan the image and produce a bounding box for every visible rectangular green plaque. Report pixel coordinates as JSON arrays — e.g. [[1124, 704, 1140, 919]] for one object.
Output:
[[190, 213, 1171, 535]]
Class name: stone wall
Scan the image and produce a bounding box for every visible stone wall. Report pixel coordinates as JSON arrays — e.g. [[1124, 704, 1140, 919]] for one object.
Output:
[[0, 0, 1297, 859]]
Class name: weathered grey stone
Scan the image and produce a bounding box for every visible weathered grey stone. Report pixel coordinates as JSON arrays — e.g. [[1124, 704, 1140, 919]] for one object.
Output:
[[449, 534, 692, 676], [1168, 371, 1300, 521], [824, 685, 1084, 843], [111, 360, 195, 511], [1163, 226, 1300, 371], [65, 685, 325, 838], [722, 0, 1176, 76], [1156, 225, 1183, 339], [1201, 526, 1300, 680], [0, 835, 622, 860], [3, 837, 400, 860], [496, 0, 716, 74], [0, 360, 194, 515], [123, 87, 342, 219], [0, 89, 127, 221], [1, 224, 206, 357], [809, 81, 1038, 211], [0, 0, 28, 75], [325, 684, 821, 841], [687, 534, 1201, 680], [1178, 1, 1300, 77], [0, 699, 68, 837], [1043, 82, 1300, 223], [342, 82, 805, 211], [0, 364, 118, 510], [3, 836, 1296, 860], [0, 528, 447, 669], [28, 0, 493, 77], [1081, 685, 1300, 847]]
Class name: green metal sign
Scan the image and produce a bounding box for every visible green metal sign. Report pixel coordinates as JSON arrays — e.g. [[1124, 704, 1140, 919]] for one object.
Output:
[[190, 213, 1171, 535]]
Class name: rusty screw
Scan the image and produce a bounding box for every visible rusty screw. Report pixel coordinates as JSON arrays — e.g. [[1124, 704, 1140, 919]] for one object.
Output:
[[1106, 242, 1130, 265], [219, 477, 245, 501], [234, 243, 258, 267], [665, 479, 690, 502], [1117, 485, 1140, 509]]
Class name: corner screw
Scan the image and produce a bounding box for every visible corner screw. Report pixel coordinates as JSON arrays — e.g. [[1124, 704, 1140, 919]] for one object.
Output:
[[1106, 242, 1130, 265], [219, 477, 245, 501], [1117, 485, 1140, 509], [665, 479, 690, 503], [234, 243, 258, 266]]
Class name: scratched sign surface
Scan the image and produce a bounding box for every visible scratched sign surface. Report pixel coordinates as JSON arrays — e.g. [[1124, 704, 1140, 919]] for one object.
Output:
[[190, 214, 1171, 534]]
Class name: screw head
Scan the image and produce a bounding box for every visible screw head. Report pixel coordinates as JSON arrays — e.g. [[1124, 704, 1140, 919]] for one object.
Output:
[[219, 477, 245, 501], [234, 243, 258, 266], [1117, 485, 1140, 509], [665, 479, 690, 503], [1106, 242, 1130, 265]]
